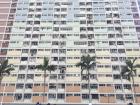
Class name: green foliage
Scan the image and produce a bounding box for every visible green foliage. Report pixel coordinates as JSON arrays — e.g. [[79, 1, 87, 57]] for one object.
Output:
[[0, 59, 14, 80], [36, 57, 56, 73], [121, 58, 140, 81], [35, 57, 56, 102], [76, 54, 96, 79]]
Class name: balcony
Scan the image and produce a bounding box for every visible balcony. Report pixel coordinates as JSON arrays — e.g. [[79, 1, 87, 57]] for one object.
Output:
[[57, 88, 65, 92], [2, 42, 9, 48], [24, 88, 32, 93], [124, 89, 132, 93], [91, 99, 99, 103], [114, 79, 122, 83], [20, 61, 28, 65], [57, 98, 65, 103], [81, 89, 88, 93], [50, 75, 57, 83], [14, 94, 22, 102], [16, 88, 23, 93], [49, 88, 57, 92], [17, 79, 25, 83], [23, 99, 31, 103], [116, 99, 124, 103], [8, 14, 14, 19], [115, 89, 123, 93]]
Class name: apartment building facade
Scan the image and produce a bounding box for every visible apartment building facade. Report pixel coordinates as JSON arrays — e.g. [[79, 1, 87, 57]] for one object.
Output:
[[0, 0, 140, 104]]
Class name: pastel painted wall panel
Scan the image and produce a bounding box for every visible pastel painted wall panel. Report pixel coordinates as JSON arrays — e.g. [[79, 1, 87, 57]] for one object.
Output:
[[67, 51, 81, 56], [3, 96, 14, 103], [94, 22, 106, 25], [13, 22, 26, 27], [0, 3, 10, 7], [0, 0, 11, 2], [99, 86, 114, 93], [98, 77, 113, 83], [135, 59, 140, 65], [0, 9, 9, 13], [134, 86, 140, 93], [134, 77, 140, 83], [33, 86, 48, 92], [96, 59, 111, 64], [36, 58, 43, 64], [97, 68, 112, 73], [34, 77, 44, 82], [2, 77, 17, 82], [135, 97, 140, 103], [0, 14, 8, 20], [8, 59, 20, 64], [0, 86, 4, 92], [0, 21, 6, 26], [0, 27, 5, 33], [66, 77, 81, 82], [66, 67, 80, 73], [7, 51, 21, 56], [4, 86, 15, 92], [32, 96, 48, 103], [100, 96, 115, 103], [66, 59, 80, 64], [66, 86, 80, 92], [66, 96, 81, 103], [37, 51, 51, 56], [96, 51, 110, 56]]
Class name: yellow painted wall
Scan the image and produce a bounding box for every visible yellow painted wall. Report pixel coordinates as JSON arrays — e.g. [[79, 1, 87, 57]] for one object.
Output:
[[36, 58, 43, 64], [66, 59, 80, 64], [96, 59, 111, 64], [126, 51, 140, 56], [67, 67, 80, 73], [2, 77, 17, 82], [37, 51, 51, 56], [66, 77, 81, 82], [97, 68, 112, 73], [98, 77, 113, 83], [67, 51, 81, 56], [7, 51, 21, 56], [96, 51, 110, 56], [8, 59, 20, 64]]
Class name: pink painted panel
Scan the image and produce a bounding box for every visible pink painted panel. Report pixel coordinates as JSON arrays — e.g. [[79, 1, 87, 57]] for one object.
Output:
[[0, 21, 6, 26], [0, 3, 10, 7], [0, 14, 8, 19], [0, 0, 11, 2], [0, 34, 3, 39], [0, 27, 5, 33], [0, 41, 1, 43], [0, 9, 9, 13]]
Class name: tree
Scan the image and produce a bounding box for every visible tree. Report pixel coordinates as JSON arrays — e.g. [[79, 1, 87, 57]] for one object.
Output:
[[36, 57, 56, 103], [0, 59, 14, 85], [76, 54, 96, 104], [121, 58, 140, 103]]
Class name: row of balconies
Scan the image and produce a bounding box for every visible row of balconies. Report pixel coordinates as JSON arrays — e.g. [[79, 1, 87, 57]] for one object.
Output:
[[1, 84, 140, 93], [0, 93, 140, 103]]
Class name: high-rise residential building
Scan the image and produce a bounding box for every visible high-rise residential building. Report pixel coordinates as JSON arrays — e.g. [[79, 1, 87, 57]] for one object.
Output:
[[0, 0, 140, 105]]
